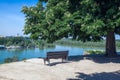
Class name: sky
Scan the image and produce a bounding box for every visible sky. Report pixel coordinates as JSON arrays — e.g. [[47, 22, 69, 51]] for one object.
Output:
[[0, 0, 38, 36]]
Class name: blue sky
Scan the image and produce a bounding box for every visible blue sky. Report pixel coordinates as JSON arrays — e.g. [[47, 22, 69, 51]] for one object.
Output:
[[0, 0, 38, 36]]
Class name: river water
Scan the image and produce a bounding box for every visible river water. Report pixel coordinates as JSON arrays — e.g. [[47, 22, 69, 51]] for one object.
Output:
[[0, 45, 105, 64]]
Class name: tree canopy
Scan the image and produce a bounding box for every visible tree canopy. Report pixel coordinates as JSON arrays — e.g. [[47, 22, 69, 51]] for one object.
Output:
[[22, 0, 120, 56]]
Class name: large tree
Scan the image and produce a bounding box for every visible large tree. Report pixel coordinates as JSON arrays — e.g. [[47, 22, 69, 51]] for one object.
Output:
[[22, 0, 120, 57]]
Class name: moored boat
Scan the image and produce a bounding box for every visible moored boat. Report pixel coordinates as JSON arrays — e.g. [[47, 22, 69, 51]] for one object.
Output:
[[0, 45, 6, 49]]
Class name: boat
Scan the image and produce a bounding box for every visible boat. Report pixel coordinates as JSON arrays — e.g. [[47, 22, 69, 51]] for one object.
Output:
[[0, 45, 6, 49], [6, 46, 22, 49]]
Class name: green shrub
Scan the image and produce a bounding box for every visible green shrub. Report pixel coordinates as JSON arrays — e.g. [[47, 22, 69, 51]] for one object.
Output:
[[85, 50, 105, 55], [4, 56, 18, 63]]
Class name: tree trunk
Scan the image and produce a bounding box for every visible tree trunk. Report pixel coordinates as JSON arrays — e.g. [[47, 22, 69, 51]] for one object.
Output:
[[105, 31, 117, 57]]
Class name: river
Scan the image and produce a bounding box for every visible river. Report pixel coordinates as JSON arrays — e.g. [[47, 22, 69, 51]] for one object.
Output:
[[0, 45, 105, 64]]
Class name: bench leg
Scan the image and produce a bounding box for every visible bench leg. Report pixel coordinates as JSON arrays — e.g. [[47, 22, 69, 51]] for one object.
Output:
[[62, 57, 68, 62], [66, 57, 68, 61], [44, 59, 51, 65], [62, 58, 64, 62], [48, 59, 50, 65], [43, 59, 46, 65]]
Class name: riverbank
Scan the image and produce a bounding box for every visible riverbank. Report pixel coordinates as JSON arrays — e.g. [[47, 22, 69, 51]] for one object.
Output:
[[0, 56, 120, 80], [55, 40, 120, 49]]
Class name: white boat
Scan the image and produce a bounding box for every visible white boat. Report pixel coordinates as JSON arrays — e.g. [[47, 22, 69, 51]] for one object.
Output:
[[6, 46, 22, 49], [0, 45, 6, 49]]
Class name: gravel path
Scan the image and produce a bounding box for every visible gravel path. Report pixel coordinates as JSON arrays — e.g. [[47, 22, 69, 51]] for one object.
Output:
[[0, 56, 120, 80]]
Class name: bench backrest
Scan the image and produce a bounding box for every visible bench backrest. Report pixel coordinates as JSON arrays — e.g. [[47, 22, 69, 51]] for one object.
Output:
[[47, 51, 68, 59]]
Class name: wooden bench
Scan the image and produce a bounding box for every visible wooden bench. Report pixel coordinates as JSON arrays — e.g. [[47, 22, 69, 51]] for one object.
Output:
[[43, 51, 69, 65]]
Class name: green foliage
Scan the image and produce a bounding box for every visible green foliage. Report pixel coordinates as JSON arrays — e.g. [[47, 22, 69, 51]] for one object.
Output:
[[85, 50, 105, 55], [4, 58, 13, 63], [116, 40, 120, 48], [56, 39, 120, 49], [0, 37, 35, 48], [34, 39, 55, 49], [56, 39, 105, 48], [0, 37, 7, 45], [22, 0, 120, 56], [4, 56, 18, 63], [22, 0, 71, 43], [22, 0, 120, 42]]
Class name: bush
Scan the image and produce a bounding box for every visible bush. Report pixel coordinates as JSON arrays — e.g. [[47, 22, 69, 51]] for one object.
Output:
[[85, 50, 105, 55], [4, 56, 18, 63]]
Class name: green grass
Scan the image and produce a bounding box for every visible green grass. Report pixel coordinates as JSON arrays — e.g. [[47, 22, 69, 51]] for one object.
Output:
[[85, 50, 105, 55], [55, 40, 105, 48], [55, 39, 120, 49]]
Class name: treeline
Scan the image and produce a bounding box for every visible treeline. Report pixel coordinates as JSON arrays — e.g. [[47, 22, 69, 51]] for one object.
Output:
[[0, 37, 35, 48], [34, 40, 55, 49], [55, 39, 120, 48]]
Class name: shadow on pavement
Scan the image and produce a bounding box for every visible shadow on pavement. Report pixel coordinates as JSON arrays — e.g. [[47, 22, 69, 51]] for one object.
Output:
[[67, 70, 120, 80]]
